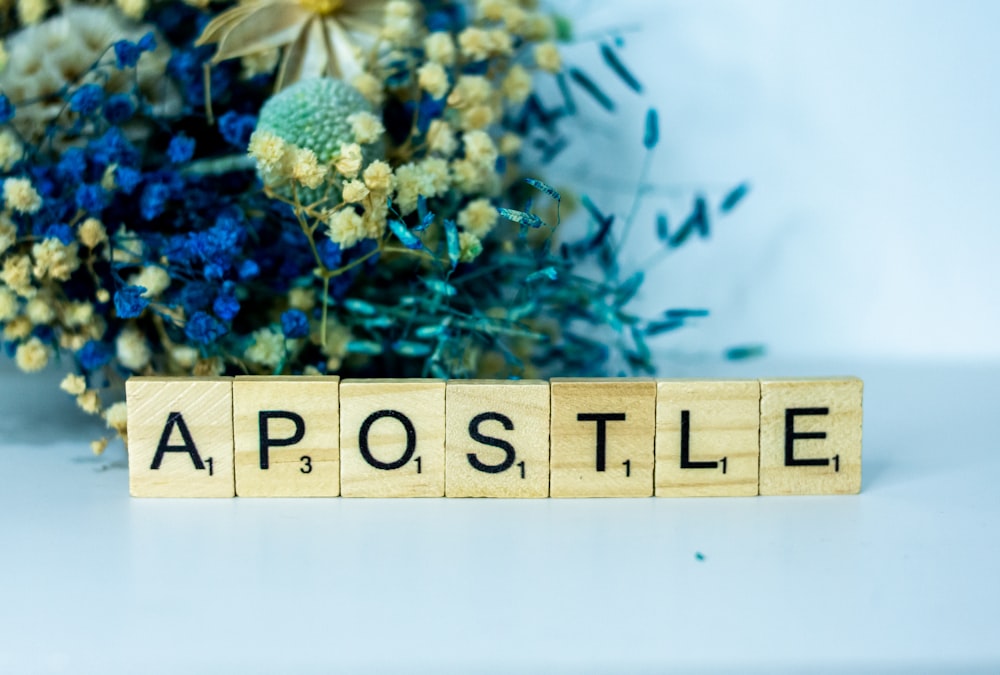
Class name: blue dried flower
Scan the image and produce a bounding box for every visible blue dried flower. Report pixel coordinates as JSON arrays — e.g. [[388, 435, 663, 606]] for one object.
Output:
[[78, 341, 113, 370], [0, 94, 14, 124], [140, 183, 171, 220], [75, 184, 107, 214], [180, 282, 214, 314], [44, 224, 74, 246], [167, 134, 196, 164], [113, 40, 142, 69], [280, 309, 310, 339], [114, 286, 150, 319], [318, 239, 342, 268], [55, 148, 87, 181], [103, 95, 135, 124], [69, 84, 104, 116], [238, 260, 260, 280], [185, 311, 227, 344], [91, 128, 139, 168], [137, 32, 157, 53], [212, 293, 240, 321], [218, 111, 256, 148], [115, 167, 142, 195]]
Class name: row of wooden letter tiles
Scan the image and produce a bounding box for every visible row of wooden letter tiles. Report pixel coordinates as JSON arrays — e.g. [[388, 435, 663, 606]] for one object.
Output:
[[125, 376, 863, 498]]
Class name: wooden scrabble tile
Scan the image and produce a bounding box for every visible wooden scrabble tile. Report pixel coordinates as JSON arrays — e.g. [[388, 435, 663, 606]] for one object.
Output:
[[339, 379, 445, 497], [233, 376, 340, 497], [655, 380, 760, 497], [759, 377, 863, 495], [445, 380, 550, 498], [125, 377, 234, 498], [549, 378, 655, 498]]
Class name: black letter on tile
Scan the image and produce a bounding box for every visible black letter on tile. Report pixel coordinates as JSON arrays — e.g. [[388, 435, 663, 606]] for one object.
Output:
[[258, 411, 306, 470], [151, 412, 205, 470], [359, 410, 416, 470], [467, 412, 516, 474], [577, 413, 627, 471], [679, 410, 719, 470], [785, 408, 829, 466]]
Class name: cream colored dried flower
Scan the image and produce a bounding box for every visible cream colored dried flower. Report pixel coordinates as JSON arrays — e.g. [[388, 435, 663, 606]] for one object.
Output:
[[196, 0, 389, 90], [32, 239, 80, 282], [78, 218, 108, 249], [351, 72, 384, 106], [130, 266, 171, 298], [334, 143, 363, 178], [327, 207, 367, 247], [4, 316, 32, 340], [348, 111, 384, 145], [76, 390, 101, 415], [498, 132, 522, 156], [170, 345, 200, 369], [115, 0, 148, 20], [1, 254, 34, 297], [417, 62, 450, 100], [245, 327, 285, 368], [0, 130, 23, 172], [248, 130, 291, 182], [15, 337, 48, 372], [427, 120, 458, 157], [64, 301, 94, 327], [25, 296, 55, 325], [60, 374, 88, 396], [16, 0, 47, 25], [457, 198, 499, 238], [104, 402, 129, 437], [342, 179, 370, 203], [0, 287, 18, 321], [424, 32, 455, 65], [288, 286, 316, 311], [502, 64, 532, 104], [117, 327, 152, 371], [462, 130, 498, 167], [460, 104, 494, 130], [534, 41, 561, 73], [458, 231, 483, 262], [3, 177, 41, 214], [362, 160, 394, 192], [291, 148, 328, 189], [0, 218, 16, 255], [448, 75, 492, 108]]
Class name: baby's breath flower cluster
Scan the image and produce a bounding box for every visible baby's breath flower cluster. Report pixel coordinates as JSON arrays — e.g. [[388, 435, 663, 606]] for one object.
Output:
[[1, 0, 744, 454]]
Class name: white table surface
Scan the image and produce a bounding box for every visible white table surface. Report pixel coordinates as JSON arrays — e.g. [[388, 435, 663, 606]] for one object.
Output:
[[1, 359, 998, 674]]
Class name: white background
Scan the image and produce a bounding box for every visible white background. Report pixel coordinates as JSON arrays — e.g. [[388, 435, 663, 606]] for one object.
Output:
[[3, 2, 1000, 672], [554, 0, 1000, 362]]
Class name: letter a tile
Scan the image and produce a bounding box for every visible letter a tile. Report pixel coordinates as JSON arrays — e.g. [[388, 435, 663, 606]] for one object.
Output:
[[655, 380, 760, 497], [550, 378, 655, 498], [126, 377, 234, 498], [759, 377, 863, 495], [340, 379, 445, 497], [233, 376, 340, 497], [445, 380, 550, 498]]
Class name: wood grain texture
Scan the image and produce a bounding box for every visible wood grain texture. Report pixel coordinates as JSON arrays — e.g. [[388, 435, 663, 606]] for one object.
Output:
[[655, 380, 760, 497], [549, 378, 655, 498], [759, 377, 863, 495], [339, 379, 445, 497], [445, 380, 549, 498], [233, 376, 340, 497], [125, 377, 234, 498]]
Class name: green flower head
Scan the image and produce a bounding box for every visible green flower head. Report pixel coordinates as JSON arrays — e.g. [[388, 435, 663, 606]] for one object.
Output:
[[256, 77, 373, 165]]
